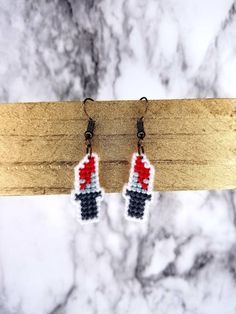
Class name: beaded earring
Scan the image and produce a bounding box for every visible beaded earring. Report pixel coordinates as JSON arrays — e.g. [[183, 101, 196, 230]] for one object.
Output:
[[71, 98, 104, 223], [123, 97, 155, 221]]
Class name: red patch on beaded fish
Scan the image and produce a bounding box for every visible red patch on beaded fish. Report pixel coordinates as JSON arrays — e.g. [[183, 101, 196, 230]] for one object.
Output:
[[123, 153, 154, 221], [71, 153, 104, 223]]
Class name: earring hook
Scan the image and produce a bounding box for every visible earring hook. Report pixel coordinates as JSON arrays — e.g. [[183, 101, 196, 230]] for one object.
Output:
[[83, 97, 95, 121], [83, 98, 96, 156], [139, 97, 148, 120], [137, 97, 148, 155]]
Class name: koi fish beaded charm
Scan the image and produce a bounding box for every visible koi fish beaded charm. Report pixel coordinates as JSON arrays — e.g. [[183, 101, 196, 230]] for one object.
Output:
[[72, 153, 104, 223], [123, 153, 154, 221]]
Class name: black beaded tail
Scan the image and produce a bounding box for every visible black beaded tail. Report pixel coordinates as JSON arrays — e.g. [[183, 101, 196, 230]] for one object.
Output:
[[126, 190, 151, 219], [75, 191, 102, 220]]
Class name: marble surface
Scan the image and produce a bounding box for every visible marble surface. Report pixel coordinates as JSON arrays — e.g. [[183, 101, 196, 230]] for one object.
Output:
[[0, 1, 236, 313]]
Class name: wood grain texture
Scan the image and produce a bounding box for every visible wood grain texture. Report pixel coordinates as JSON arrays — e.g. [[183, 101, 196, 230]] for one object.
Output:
[[0, 98, 235, 195]]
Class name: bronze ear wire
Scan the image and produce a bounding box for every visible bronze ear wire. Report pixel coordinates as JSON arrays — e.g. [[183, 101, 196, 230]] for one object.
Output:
[[137, 97, 149, 155], [83, 98, 96, 156]]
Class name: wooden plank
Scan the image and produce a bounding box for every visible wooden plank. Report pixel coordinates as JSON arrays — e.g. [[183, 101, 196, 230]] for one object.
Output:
[[0, 98, 235, 195]]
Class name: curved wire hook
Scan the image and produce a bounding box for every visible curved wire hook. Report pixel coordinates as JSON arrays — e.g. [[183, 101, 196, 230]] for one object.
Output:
[[83, 98, 96, 156], [83, 97, 95, 121], [138, 97, 148, 120], [136, 97, 148, 155]]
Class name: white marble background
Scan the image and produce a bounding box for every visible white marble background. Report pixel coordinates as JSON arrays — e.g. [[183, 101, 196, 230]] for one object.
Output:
[[0, 1, 236, 313]]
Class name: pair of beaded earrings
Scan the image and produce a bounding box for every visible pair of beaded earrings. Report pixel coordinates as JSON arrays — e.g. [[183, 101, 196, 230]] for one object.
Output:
[[71, 97, 155, 223]]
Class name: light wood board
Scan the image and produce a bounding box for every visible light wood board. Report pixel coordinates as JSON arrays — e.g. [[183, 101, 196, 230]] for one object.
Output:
[[0, 98, 235, 195]]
